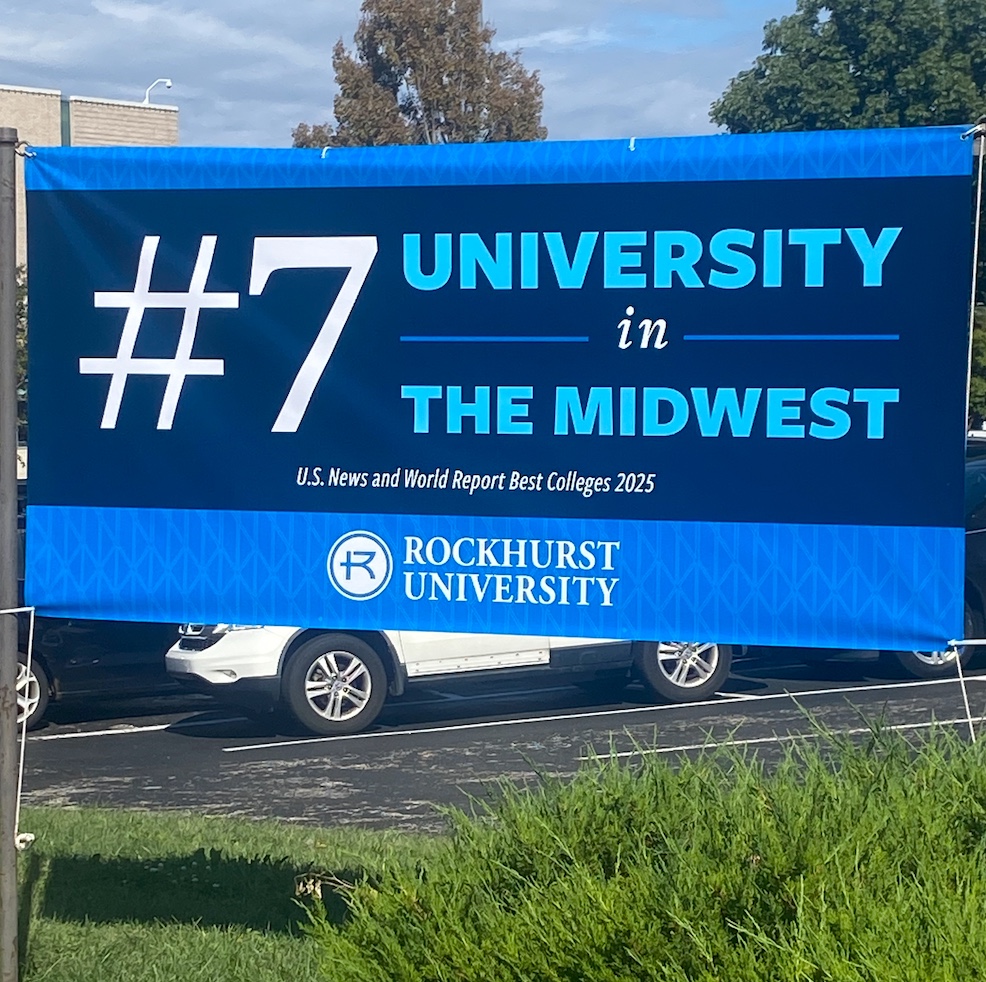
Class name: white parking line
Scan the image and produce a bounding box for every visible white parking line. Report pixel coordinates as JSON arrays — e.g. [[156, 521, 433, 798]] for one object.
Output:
[[222, 694, 742, 753], [25, 674, 985, 747], [222, 675, 983, 753], [586, 715, 986, 760], [27, 716, 247, 741], [726, 675, 986, 701]]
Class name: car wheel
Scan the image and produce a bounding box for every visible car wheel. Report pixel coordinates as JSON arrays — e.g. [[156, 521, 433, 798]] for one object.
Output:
[[633, 641, 733, 702], [16, 657, 50, 730], [282, 634, 387, 736], [880, 603, 981, 680]]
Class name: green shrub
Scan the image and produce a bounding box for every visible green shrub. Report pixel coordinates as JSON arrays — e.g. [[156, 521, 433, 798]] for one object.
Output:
[[306, 728, 986, 981]]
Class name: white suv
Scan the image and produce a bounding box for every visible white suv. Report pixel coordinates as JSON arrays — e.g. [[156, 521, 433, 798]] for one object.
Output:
[[166, 627, 734, 736]]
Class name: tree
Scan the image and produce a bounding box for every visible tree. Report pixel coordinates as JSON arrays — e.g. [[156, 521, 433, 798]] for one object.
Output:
[[710, 0, 986, 133], [969, 306, 986, 426], [293, 0, 546, 148]]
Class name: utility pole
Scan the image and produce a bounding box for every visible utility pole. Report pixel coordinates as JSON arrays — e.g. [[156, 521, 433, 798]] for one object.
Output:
[[0, 125, 20, 982]]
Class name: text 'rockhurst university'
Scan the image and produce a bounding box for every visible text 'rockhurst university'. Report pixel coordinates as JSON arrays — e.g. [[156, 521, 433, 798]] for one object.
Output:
[[402, 536, 621, 607]]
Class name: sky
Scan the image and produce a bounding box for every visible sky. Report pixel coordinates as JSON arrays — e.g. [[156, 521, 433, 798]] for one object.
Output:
[[0, 0, 794, 147]]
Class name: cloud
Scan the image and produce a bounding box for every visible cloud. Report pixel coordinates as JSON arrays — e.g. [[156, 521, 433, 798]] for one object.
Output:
[[489, 0, 780, 139], [90, 0, 327, 72], [1, 37, 68, 69], [502, 27, 617, 51], [535, 49, 728, 140]]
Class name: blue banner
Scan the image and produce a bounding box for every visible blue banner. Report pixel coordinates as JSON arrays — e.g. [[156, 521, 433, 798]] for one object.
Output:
[[25, 128, 974, 649]]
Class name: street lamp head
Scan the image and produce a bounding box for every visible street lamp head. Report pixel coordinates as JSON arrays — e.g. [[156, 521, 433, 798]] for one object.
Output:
[[143, 78, 173, 105]]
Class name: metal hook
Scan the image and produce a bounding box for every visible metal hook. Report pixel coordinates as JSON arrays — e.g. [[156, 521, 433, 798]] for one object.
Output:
[[14, 140, 36, 158], [320, 146, 331, 159], [628, 137, 636, 152]]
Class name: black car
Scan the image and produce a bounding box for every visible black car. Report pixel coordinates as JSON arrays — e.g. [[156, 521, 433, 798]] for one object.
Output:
[[877, 445, 986, 678], [17, 617, 181, 729], [15, 480, 180, 728]]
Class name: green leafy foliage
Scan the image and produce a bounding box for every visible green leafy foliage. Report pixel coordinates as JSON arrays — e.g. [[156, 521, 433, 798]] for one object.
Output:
[[970, 305, 986, 423], [711, 0, 986, 133], [293, 0, 546, 148], [307, 729, 986, 981]]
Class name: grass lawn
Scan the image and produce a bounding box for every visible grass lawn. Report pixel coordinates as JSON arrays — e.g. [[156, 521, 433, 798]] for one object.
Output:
[[16, 806, 440, 982]]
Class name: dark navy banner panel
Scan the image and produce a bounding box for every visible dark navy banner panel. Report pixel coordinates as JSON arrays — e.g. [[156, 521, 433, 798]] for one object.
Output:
[[25, 128, 973, 649]]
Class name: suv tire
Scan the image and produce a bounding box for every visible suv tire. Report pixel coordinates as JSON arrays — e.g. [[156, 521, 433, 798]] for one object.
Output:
[[633, 641, 733, 702], [17, 656, 50, 730], [880, 602, 981, 680], [282, 634, 387, 736]]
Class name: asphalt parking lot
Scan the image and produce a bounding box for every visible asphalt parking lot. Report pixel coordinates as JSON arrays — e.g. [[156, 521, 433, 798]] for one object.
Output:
[[19, 648, 986, 831]]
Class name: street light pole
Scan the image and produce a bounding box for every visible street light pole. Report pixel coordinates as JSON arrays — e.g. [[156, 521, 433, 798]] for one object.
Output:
[[0, 125, 21, 982]]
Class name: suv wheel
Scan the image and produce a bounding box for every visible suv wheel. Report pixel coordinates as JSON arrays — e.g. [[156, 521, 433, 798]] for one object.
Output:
[[880, 603, 981, 680], [282, 634, 387, 736], [633, 641, 733, 702], [17, 657, 50, 730]]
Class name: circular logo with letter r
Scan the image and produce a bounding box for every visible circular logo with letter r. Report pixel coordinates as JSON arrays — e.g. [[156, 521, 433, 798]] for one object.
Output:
[[326, 531, 393, 601]]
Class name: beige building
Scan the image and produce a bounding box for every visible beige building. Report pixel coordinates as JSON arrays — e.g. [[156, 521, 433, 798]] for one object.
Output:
[[0, 83, 179, 265]]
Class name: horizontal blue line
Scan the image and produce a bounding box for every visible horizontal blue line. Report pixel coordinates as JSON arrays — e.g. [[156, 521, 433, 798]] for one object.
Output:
[[682, 334, 900, 342], [400, 335, 590, 343]]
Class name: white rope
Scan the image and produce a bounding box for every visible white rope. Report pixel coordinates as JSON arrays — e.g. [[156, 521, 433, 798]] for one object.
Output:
[[3, 605, 36, 850], [953, 642, 977, 742], [959, 121, 986, 742], [964, 119, 985, 426]]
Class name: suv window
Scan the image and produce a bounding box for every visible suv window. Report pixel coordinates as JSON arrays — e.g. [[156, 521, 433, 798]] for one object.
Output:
[[965, 460, 986, 530]]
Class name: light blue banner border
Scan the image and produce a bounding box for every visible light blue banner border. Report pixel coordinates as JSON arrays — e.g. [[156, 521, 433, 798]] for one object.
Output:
[[26, 505, 963, 651], [24, 126, 973, 192]]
